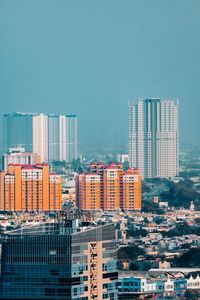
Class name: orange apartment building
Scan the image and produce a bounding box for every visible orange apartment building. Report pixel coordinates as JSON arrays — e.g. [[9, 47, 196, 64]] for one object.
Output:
[[76, 173, 101, 210], [103, 162, 123, 210], [76, 162, 142, 211], [122, 167, 142, 210], [0, 164, 62, 211]]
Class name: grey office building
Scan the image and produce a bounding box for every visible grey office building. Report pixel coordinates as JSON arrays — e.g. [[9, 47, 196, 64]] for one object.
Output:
[[3, 113, 33, 152], [0, 220, 118, 300], [48, 115, 60, 161], [65, 115, 77, 163]]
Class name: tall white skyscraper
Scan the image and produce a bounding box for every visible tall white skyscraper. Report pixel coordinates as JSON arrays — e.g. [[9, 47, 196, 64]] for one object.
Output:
[[33, 114, 49, 162], [65, 115, 78, 163], [3, 113, 78, 163], [48, 115, 60, 161], [48, 114, 77, 162], [129, 99, 179, 178]]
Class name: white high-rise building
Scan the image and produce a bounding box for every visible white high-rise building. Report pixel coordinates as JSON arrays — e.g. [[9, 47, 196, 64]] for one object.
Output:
[[3, 113, 49, 163], [48, 114, 77, 162], [65, 115, 77, 163], [3, 113, 78, 163], [33, 114, 48, 162], [129, 99, 179, 178]]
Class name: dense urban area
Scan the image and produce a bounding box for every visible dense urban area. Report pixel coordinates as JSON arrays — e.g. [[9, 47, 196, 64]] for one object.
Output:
[[1, 0, 200, 298], [1, 122, 200, 299]]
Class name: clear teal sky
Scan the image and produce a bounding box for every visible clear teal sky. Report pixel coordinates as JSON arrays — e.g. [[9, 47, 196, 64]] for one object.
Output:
[[0, 0, 200, 151]]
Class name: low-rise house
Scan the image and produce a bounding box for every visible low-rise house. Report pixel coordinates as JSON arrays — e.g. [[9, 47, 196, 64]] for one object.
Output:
[[187, 274, 200, 289], [119, 269, 200, 298]]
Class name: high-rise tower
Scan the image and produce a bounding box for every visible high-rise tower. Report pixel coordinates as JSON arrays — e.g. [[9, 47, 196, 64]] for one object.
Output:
[[65, 114, 78, 162], [33, 113, 48, 162], [3, 112, 33, 152], [48, 114, 60, 161], [3, 113, 78, 163], [3, 113, 48, 162], [129, 99, 179, 178]]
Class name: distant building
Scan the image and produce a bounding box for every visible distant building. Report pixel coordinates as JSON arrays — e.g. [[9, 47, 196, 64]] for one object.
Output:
[[3, 112, 48, 162], [159, 202, 169, 209], [3, 112, 33, 153], [154, 196, 159, 204], [33, 113, 49, 162], [76, 173, 101, 210], [1, 148, 40, 171], [65, 115, 78, 163], [129, 99, 179, 178], [190, 201, 195, 212], [159, 261, 171, 269], [48, 114, 77, 162], [0, 221, 118, 300], [76, 162, 142, 211], [118, 271, 157, 296], [103, 162, 124, 211], [3, 112, 78, 163], [48, 114, 61, 161], [118, 269, 198, 299], [0, 164, 62, 211], [116, 154, 129, 164]]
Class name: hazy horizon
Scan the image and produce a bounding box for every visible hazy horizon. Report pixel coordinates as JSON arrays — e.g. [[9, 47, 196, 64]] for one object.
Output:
[[1, 0, 200, 153]]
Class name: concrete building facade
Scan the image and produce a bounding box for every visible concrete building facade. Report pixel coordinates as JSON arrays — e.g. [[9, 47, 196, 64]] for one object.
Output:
[[1, 148, 40, 172], [129, 99, 179, 178]]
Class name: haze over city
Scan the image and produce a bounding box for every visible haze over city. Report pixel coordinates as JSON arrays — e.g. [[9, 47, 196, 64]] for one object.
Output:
[[1, 0, 200, 152], [1, 1, 200, 300]]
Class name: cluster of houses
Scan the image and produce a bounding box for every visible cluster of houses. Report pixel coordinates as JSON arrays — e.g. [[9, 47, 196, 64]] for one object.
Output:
[[115, 209, 200, 271], [138, 232, 200, 259], [118, 268, 200, 298]]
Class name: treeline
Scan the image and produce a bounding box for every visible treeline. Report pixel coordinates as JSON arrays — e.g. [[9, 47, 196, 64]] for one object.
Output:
[[160, 179, 200, 209], [162, 223, 200, 237], [173, 248, 200, 268], [117, 245, 145, 260]]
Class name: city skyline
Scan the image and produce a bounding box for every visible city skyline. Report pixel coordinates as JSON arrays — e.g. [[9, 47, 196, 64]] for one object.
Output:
[[1, 1, 200, 299], [1, 1, 200, 150]]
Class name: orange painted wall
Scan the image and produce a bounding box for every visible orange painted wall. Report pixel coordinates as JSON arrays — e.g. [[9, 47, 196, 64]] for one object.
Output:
[[0, 164, 62, 212]]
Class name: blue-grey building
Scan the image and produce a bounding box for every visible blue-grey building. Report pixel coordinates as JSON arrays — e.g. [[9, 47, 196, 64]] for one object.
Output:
[[0, 220, 118, 300]]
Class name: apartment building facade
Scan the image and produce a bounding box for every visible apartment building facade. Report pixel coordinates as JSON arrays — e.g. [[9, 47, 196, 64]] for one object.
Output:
[[0, 164, 62, 211], [76, 162, 142, 211], [1, 148, 40, 171], [129, 99, 179, 178]]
